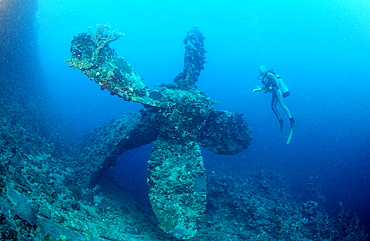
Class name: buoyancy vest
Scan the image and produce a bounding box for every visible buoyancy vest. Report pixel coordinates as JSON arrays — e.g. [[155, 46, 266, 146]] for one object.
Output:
[[261, 70, 290, 97]]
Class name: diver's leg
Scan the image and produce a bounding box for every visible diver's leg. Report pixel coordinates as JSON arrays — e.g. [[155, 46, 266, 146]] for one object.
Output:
[[271, 94, 281, 120], [271, 94, 286, 139], [276, 91, 294, 143], [276, 91, 292, 118]]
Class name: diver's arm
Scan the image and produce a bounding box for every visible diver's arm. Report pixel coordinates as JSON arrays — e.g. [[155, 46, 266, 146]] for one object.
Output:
[[253, 81, 269, 92], [253, 86, 263, 92], [253, 73, 274, 92]]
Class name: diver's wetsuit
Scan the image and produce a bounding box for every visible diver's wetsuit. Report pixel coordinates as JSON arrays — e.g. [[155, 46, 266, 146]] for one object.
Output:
[[257, 69, 295, 144]]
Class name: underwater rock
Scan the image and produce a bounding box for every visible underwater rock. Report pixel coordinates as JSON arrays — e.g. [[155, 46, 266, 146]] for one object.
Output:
[[6, 186, 37, 226], [38, 218, 87, 241]]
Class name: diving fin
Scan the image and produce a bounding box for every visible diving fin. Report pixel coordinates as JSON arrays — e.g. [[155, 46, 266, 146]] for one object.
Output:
[[286, 117, 295, 144], [279, 118, 288, 140]]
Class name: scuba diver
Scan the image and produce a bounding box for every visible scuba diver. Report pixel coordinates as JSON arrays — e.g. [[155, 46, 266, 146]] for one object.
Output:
[[253, 66, 295, 144]]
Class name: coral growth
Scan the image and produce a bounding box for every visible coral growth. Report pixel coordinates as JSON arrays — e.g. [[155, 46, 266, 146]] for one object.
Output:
[[87, 24, 124, 59], [204, 171, 369, 240]]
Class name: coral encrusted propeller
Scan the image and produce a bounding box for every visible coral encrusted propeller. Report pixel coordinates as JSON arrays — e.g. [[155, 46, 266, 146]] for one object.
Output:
[[65, 24, 252, 240]]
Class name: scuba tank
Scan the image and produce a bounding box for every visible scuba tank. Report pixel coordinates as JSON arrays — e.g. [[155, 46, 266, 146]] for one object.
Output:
[[275, 73, 290, 97]]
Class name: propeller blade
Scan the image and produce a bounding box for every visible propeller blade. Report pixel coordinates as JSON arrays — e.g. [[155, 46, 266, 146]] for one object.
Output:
[[199, 110, 252, 155], [78, 109, 158, 186], [65, 24, 161, 107], [148, 138, 206, 239]]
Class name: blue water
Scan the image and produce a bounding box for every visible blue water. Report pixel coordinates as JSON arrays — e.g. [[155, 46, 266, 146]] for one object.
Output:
[[37, 0, 370, 226]]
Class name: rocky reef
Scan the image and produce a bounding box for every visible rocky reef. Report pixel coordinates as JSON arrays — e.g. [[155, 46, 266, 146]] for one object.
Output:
[[0, 143, 368, 240]]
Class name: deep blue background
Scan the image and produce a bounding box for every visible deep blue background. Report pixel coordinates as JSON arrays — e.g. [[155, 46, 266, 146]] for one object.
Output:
[[37, 0, 370, 226]]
